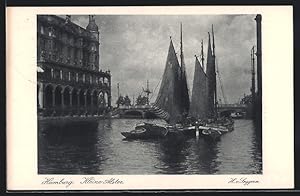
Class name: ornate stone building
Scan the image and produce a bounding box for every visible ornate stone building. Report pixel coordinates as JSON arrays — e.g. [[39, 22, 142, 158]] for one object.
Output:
[[37, 15, 111, 117]]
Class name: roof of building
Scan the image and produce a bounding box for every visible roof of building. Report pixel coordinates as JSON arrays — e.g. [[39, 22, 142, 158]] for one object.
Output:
[[38, 15, 98, 41]]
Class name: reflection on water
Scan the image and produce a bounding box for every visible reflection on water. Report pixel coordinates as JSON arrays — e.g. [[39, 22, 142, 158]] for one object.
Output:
[[38, 119, 262, 174]]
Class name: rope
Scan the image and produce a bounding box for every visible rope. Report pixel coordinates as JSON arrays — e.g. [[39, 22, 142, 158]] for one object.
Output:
[[216, 58, 227, 104], [150, 77, 162, 102]]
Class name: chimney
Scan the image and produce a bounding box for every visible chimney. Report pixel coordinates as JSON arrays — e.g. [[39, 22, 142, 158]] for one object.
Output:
[[255, 14, 262, 132], [255, 14, 262, 97]]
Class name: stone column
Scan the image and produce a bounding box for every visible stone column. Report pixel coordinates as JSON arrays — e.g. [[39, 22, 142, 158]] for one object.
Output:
[[61, 89, 65, 108], [38, 83, 44, 108], [90, 92, 94, 114], [84, 91, 87, 115], [91, 91, 94, 105], [69, 91, 72, 106], [84, 92, 87, 107], [77, 91, 80, 107], [52, 89, 55, 107], [108, 95, 111, 108], [77, 91, 80, 116], [69, 91, 73, 116]]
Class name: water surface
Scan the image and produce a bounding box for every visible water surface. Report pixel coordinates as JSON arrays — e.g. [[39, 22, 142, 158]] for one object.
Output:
[[38, 119, 262, 174]]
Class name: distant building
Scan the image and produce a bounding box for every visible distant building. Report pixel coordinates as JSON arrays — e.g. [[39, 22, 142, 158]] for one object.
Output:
[[37, 15, 111, 117]]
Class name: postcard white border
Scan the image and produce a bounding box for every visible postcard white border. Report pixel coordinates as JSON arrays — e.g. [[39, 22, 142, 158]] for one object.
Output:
[[6, 6, 294, 190]]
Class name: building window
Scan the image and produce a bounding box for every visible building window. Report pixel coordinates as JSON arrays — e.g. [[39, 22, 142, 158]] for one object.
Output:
[[60, 70, 63, 80], [68, 72, 71, 81], [51, 69, 54, 78], [83, 74, 85, 83], [76, 73, 78, 82]]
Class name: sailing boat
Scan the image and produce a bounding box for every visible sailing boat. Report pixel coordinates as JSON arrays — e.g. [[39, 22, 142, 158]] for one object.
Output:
[[189, 25, 234, 140], [121, 24, 189, 139], [121, 24, 233, 140]]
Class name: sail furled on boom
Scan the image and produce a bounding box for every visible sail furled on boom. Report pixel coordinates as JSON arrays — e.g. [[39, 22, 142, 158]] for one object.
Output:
[[180, 23, 190, 114], [189, 56, 208, 119], [154, 38, 182, 124]]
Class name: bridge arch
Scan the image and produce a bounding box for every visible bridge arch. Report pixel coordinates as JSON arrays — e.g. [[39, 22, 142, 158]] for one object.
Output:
[[219, 110, 234, 117], [123, 110, 143, 118], [144, 111, 158, 119]]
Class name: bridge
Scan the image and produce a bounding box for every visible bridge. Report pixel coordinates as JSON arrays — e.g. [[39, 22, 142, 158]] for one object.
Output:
[[113, 105, 159, 119], [217, 103, 248, 116], [113, 103, 249, 119]]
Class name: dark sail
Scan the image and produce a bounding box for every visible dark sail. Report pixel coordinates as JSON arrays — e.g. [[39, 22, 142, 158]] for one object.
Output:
[[180, 57, 190, 114], [179, 23, 190, 114], [154, 39, 182, 124], [189, 57, 208, 119], [206, 32, 216, 118]]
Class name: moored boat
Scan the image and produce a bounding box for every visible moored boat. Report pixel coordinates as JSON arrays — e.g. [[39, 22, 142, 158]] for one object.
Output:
[[230, 112, 244, 119], [121, 122, 168, 139], [122, 23, 234, 141]]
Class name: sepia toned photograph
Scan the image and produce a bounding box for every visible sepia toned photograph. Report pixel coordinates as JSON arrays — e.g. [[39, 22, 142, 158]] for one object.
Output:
[[6, 5, 294, 190], [37, 14, 262, 175]]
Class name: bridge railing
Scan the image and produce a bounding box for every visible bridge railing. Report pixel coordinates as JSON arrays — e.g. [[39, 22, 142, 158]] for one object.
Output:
[[217, 104, 247, 108], [118, 105, 152, 109]]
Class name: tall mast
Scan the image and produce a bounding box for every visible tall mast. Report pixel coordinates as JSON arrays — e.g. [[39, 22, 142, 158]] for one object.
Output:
[[251, 46, 256, 108], [117, 83, 120, 107], [117, 83, 120, 98], [212, 24, 215, 57], [132, 95, 135, 106], [201, 39, 204, 69], [212, 24, 217, 115], [180, 22, 183, 68], [143, 80, 151, 105]]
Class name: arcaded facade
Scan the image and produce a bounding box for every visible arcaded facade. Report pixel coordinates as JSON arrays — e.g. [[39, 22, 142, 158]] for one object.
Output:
[[37, 15, 111, 117]]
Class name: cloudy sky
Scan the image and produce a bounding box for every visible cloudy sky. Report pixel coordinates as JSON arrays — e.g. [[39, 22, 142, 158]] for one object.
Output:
[[68, 15, 256, 106]]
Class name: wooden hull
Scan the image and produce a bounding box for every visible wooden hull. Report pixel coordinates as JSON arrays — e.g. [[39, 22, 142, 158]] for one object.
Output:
[[121, 123, 168, 140]]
